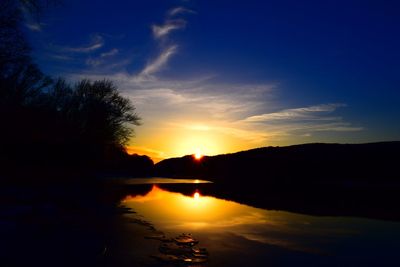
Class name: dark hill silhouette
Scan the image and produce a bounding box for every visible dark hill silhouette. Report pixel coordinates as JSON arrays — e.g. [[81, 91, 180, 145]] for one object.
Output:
[[155, 142, 400, 185]]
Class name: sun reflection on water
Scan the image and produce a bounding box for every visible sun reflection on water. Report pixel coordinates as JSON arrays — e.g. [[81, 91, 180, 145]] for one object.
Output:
[[120, 184, 400, 259], [122, 185, 270, 229], [121, 186, 316, 250], [120, 185, 358, 253]]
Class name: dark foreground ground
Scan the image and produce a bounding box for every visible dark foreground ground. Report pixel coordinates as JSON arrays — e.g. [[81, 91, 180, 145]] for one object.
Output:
[[0, 171, 120, 267]]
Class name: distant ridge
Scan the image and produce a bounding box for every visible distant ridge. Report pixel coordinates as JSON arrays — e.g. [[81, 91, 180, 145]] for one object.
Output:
[[155, 141, 400, 184]]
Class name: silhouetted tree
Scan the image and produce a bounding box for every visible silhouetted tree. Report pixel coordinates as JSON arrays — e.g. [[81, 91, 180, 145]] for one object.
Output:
[[72, 79, 141, 148], [0, 0, 147, 176], [31, 78, 140, 167]]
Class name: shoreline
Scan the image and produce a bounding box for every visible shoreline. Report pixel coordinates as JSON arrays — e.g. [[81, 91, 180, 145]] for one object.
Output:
[[108, 204, 209, 266]]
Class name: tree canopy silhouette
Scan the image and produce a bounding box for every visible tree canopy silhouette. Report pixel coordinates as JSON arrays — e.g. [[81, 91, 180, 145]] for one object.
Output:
[[0, 0, 147, 175], [1, 76, 142, 171], [48, 79, 141, 149]]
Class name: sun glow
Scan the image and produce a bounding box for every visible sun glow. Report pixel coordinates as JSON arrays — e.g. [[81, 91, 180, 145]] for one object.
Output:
[[193, 191, 200, 199], [128, 120, 252, 163], [193, 147, 204, 160]]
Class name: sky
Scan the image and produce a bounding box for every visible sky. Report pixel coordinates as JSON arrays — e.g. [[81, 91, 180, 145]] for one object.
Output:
[[26, 0, 400, 161]]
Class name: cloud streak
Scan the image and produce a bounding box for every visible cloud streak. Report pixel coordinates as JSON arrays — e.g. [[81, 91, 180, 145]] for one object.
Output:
[[86, 48, 119, 67], [100, 48, 119, 57], [25, 22, 42, 32], [152, 19, 186, 39], [168, 7, 195, 17], [65, 35, 104, 53], [243, 104, 346, 122], [152, 5, 193, 39], [138, 45, 178, 78], [138, 7, 192, 80]]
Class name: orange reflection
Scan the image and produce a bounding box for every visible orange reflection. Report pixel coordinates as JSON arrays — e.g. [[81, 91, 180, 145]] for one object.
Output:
[[122, 186, 324, 253], [122, 185, 270, 230]]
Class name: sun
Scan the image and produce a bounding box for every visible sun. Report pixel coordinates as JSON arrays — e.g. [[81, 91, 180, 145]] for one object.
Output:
[[194, 152, 203, 160], [193, 192, 200, 200]]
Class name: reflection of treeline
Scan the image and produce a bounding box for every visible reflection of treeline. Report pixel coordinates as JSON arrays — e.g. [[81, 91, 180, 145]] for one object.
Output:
[[0, 0, 153, 177]]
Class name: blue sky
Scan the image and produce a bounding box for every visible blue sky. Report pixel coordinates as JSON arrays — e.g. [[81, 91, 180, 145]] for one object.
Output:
[[26, 0, 400, 159]]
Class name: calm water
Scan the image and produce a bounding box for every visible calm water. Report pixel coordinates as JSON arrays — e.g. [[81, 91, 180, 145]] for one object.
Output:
[[121, 178, 400, 266]]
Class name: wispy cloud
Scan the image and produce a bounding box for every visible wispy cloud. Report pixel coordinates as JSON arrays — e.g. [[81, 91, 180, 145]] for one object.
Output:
[[152, 5, 192, 39], [234, 103, 362, 143], [22, 4, 45, 32], [49, 54, 73, 61], [65, 34, 104, 53], [168, 6, 195, 17], [86, 48, 120, 67], [25, 22, 42, 32], [85, 58, 102, 67], [69, 71, 274, 120], [100, 48, 119, 57], [137, 7, 190, 80], [152, 19, 186, 39], [243, 104, 346, 122], [65, 6, 189, 80], [138, 45, 178, 78]]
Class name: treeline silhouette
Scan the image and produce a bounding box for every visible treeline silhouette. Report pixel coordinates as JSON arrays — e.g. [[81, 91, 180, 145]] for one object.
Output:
[[155, 142, 400, 185], [0, 0, 153, 180]]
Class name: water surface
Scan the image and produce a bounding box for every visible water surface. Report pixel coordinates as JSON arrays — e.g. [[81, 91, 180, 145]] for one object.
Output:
[[121, 178, 400, 266]]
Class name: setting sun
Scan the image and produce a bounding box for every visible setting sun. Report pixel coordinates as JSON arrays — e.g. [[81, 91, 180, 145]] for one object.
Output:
[[194, 152, 203, 160], [193, 192, 200, 200]]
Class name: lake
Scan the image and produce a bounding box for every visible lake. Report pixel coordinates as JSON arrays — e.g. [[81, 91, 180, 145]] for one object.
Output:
[[120, 178, 400, 266]]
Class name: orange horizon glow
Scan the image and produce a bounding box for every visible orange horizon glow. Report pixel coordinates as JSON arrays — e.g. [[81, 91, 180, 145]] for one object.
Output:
[[126, 121, 260, 163], [125, 119, 303, 163]]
